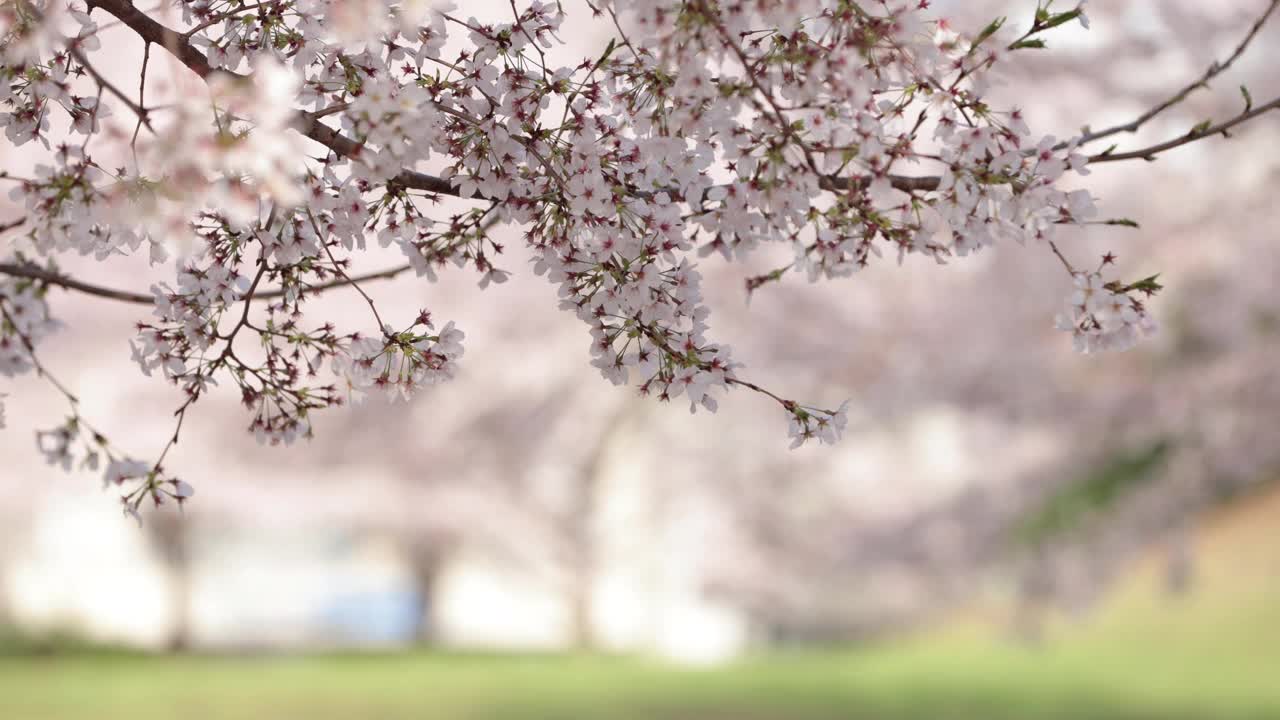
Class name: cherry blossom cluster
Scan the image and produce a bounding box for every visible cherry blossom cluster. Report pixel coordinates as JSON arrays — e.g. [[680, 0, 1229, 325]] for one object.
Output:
[[1055, 269, 1160, 354], [36, 412, 196, 525], [7, 146, 123, 258], [13, 0, 1270, 520], [0, 263, 55, 436], [331, 316, 465, 401], [1, 2, 103, 139], [0, 264, 60, 377], [131, 218, 339, 446], [33, 415, 190, 491], [136, 58, 309, 240]]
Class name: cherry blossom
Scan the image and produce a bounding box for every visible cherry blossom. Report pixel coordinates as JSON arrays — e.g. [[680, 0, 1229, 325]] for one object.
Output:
[[2, 0, 1277, 520]]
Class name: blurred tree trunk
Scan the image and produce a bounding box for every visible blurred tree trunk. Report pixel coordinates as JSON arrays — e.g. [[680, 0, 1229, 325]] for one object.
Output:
[[0, 568, 10, 631], [564, 406, 633, 651], [408, 540, 447, 644], [148, 513, 193, 652], [564, 462, 599, 649], [0, 521, 24, 631]]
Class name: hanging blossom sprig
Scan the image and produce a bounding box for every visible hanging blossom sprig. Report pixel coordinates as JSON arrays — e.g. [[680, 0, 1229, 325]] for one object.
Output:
[[2, 0, 1279, 520], [1, 263, 194, 524]]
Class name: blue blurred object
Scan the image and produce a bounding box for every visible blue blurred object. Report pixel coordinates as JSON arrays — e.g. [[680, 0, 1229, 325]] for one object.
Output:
[[318, 590, 422, 644]]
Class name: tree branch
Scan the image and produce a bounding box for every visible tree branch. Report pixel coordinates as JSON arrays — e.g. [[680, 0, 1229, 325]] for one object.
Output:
[[85, 0, 468, 198], [84, 0, 235, 81], [70, 1, 1280, 210], [295, 116, 463, 196], [69, 46, 153, 131], [0, 216, 27, 235], [1072, 0, 1280, 150], [257, 263, 416, 300], [84, 0, 942, 200], [0, 260, 420, 306], [0, 261, 155, 304], [821, 174, 941, 194], [1088, 96, 1280, 164]]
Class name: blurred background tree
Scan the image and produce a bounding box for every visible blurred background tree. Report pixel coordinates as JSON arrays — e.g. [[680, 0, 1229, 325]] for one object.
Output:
[[2, 0, 1280, 717]]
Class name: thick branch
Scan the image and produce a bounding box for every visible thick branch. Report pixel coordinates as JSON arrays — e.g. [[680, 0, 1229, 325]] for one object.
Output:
[[821, 174, 941, 194], [0, 261, 154, 304], [296, 117, 463, 196], [0, 260, 418, 306], [0, 216, 27, 235], [84, 0, 235, 80]]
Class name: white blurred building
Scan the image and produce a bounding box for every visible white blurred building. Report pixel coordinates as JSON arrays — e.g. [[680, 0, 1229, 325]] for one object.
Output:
[[0, 474, 751, 665]]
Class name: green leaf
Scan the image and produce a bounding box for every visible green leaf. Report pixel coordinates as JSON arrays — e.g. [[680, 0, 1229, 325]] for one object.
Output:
[[1124, 273, 1164, 296], [595, 37, 618, 67], [1241, 85, 1253, 112], [971, 16, 1006, 51], [1008, 38, 1048, 50], [1038, 10, 1082, 30], [1190, 119, 1213, 135]]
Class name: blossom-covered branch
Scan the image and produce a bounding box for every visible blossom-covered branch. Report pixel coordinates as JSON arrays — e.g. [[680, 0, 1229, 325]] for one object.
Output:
[[3, 0, 1278, 521], [1071, 0, 1280, 150]]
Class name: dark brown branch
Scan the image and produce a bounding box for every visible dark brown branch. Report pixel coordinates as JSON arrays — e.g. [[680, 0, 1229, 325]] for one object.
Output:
[[0, 260, 419, 306], [0, 216, 27, 235], [821, 174, 941, 194], [84, 0, 238, 81], [0, 261, 155, 304], [296, 116, 464, 196]]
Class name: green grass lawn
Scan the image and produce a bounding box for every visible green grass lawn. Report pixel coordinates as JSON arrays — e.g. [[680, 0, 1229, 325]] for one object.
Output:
[[1, 633, 1277, 720], [4, 488, 1278, 720]]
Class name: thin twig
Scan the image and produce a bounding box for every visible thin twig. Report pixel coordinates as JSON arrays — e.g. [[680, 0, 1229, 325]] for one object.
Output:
[[130, 41, 152, 154], [1088, 96, 1280, 163], [258, 263, 415, 300], [70, 47, 154, 131], [1070, 0, 1280, 150]]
